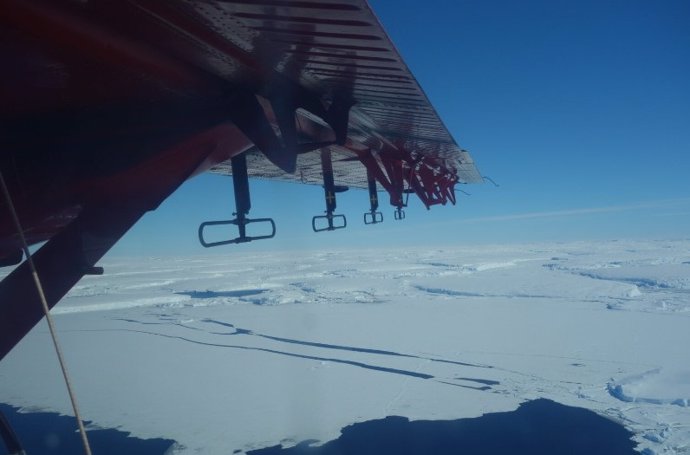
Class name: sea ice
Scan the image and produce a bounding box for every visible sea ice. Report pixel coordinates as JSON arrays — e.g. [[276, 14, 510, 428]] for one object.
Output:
[[1, 240, 689, 454]]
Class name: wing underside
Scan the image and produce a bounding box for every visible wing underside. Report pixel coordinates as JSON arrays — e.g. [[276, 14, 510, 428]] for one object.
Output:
[[202, 0, 482, 196]]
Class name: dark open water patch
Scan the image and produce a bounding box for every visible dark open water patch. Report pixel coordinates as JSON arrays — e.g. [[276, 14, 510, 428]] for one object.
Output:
[[0, 403, 175, 455], [176, 289, 267, 299], [247, 399, 637, 455]]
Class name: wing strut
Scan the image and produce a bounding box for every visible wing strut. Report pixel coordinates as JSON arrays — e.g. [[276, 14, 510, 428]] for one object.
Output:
[[0, 122, 241, 361], [0, 203, 148, 361], [0, 170, 94, 455]]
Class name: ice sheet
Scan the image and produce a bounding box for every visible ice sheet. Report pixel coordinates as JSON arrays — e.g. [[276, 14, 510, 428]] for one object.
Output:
[[1, 240, 689, 454]]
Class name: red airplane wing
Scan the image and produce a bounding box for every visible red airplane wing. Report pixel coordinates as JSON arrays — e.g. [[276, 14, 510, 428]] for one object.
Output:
[[0, 0, 481, 360]]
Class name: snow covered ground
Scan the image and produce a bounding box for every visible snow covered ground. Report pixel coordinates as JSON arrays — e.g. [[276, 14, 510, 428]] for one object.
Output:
[[1, 239, 689, 454]]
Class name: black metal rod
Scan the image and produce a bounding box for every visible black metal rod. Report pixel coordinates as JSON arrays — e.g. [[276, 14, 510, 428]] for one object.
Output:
[[231, 153, 250, 238], [367, 179, 379, 211], [231, 153, 250, 216], [320, 149, 336, 213]]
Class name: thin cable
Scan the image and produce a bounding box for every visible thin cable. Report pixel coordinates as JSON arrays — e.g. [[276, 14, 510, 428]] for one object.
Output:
[[483, 176, 500, 187], [0, 170, 93, 455]]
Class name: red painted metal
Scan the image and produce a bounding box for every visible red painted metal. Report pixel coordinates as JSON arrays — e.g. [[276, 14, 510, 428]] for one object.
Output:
[[0, 124, 252, 360]]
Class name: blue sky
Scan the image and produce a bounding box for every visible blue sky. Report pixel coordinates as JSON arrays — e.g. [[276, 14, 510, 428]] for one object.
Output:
[[111, 0, 690, 256]]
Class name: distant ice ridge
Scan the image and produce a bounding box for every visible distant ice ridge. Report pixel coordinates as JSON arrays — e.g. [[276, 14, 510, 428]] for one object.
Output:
[[43, 239, 690, 316], [608, 369, 690, 407], [1, 239, 689, 455]]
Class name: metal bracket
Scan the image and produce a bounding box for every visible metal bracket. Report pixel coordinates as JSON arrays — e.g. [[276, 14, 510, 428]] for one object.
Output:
[[394, 207, 406, 220], [312, 213, 347, 232], [82, 265, 104, 275], [364, 211, 383, 224], [199, 217, 275, 247], [228, 79, 353, 174], [363, 178, 383, 225], [312, 149, 347, 233], [198, 153, 276, 247]]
